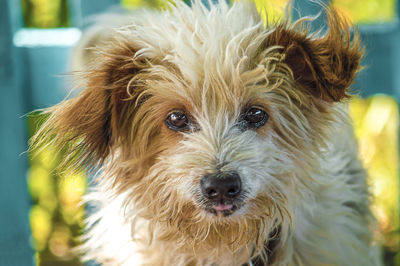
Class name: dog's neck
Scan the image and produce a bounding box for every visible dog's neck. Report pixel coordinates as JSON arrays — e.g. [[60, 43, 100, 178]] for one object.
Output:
[[245, 225, 281, 266]]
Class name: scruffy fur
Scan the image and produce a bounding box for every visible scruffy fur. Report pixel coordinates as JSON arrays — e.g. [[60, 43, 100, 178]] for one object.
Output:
[[32, 1, 380, 265]]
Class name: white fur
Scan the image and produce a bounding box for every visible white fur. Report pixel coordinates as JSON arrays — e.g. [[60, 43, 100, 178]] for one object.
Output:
[[73, 1, 380, 265]]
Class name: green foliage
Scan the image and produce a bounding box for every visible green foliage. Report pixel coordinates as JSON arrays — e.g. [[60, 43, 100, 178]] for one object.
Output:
[[28, 113, 85, 266], [122, 0, 169, 9], [333, 0, 396, 24], [21, 0, 69, 28], [350, 96, 400, 266]]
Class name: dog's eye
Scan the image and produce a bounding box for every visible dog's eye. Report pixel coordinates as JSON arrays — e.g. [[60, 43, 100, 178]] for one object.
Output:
[[166, 110, 189, 131], [242, 107, 269, 128]]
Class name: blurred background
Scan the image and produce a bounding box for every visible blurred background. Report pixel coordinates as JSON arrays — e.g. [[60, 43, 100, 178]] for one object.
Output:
[[1, 0, 399, 265]]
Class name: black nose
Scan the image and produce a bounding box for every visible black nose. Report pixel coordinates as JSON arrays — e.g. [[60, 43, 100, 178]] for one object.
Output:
[[200, 172, 242, 200]]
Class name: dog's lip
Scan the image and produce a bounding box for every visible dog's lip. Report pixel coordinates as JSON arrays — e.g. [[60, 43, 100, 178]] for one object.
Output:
[[213, 203, 233, 211], [198, 197, 245, 217], [203, 202, 242, 217]]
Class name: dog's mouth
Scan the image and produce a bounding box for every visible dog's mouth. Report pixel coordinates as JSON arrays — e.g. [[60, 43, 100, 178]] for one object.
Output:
[[203, 200, 244, 217]]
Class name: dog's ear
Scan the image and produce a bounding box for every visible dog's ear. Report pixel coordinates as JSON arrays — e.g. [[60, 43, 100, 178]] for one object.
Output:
[[267, 7, 363, 102], [31, 33, 149, 171]]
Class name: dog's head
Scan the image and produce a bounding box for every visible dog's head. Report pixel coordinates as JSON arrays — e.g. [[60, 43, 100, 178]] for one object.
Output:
[[32, 0, 362, 258]]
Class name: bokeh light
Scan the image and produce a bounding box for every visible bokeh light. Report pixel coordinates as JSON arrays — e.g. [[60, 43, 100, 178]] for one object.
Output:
[[28, 113, 85, 266], [21, 0, 69, 28], [350, 96, 400, 265], [333, 0, 397, 24]]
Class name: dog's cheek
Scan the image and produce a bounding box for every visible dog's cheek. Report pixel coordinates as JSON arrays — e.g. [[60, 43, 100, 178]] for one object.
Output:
[[238, 133, 300, 201], [134, 132, 200, 207], [163, 151, 209, 204], [175, 167, 203, 203]]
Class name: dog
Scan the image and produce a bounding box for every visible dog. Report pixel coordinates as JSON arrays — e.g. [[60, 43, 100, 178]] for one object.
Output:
[[32, 0, 381, 265]]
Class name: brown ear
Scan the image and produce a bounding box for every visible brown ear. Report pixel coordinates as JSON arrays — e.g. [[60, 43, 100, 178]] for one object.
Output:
[[267, 7, 363, 102], [31, 35, 148, 171]]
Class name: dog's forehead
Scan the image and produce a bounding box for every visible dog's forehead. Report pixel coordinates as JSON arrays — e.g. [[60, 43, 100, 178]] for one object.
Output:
[[128, 2, 271, 113]]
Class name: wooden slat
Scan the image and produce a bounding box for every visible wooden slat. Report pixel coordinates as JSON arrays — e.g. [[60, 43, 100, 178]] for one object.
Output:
[[0, 0, 34, 265], [69, 0, 120, 28], [292, 0, 329, 30], [356, 26, 400, 98]]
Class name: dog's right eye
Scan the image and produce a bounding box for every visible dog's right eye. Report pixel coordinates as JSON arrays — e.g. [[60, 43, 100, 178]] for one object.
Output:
[[241, 107, 269, 129], [166, 111, 189, 131]]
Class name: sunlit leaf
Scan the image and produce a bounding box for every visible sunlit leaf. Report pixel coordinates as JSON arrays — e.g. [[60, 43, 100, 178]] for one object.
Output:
[[21, 0, 69, 28], [350, 95, 399, 259], [122, 0, 169, 9], [30, 206, 52, 251], [333, 0, 396, 24]]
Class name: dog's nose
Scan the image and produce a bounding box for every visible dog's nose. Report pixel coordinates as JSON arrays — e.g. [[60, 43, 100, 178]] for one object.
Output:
[[200, 172, 242, 200]]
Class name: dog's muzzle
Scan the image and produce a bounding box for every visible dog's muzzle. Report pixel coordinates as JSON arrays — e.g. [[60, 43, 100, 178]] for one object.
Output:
[[200, 172, 243, 216]]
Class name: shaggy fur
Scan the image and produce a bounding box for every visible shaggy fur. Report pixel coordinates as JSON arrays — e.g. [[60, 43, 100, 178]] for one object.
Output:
[[32, 1, 380, 265]]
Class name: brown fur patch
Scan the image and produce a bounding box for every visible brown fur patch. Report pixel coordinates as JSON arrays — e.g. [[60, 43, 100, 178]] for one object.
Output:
[[31, 35, 150, 172], [266, 6, 363, 102]]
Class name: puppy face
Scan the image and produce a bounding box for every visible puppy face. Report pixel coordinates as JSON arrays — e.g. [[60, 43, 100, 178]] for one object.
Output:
[[33, 0, 362, 253]]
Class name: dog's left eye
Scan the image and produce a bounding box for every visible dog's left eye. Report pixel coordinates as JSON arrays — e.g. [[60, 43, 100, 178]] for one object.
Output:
[[166, 110, 189, 131], [242, 107, 269, 128]]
